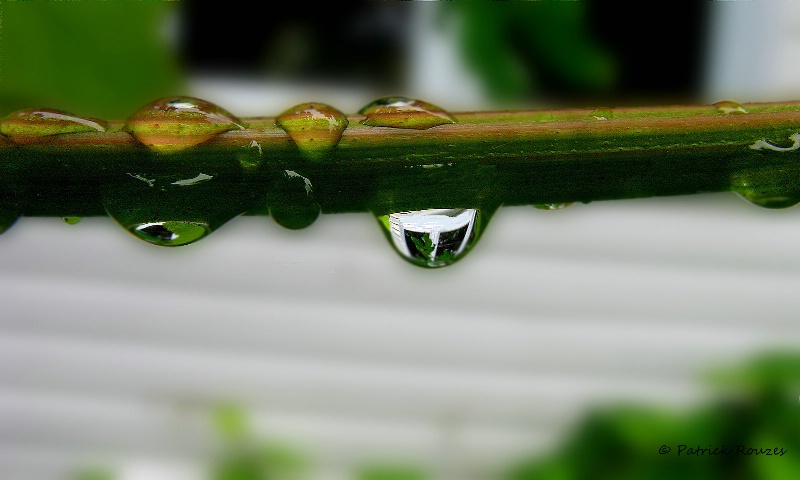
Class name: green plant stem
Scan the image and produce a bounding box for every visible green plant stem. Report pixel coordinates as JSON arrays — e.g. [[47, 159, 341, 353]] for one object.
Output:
[[3, 101, 800, 218]]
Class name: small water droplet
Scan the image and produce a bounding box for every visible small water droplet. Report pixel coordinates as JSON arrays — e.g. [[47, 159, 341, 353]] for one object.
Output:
[[532, 203, 573, 211], [589, 108, 614, 121], [735, 189, 800, 209], [269, 170, 320, 230], [359, 97, 455, 130], [276, 103, 348, 161], [0, 108, 106, 144], [125, 97, 243, 153], [376, 208, 491, 268], [713, 100, 747, 115], [62, 216, 82, 225]]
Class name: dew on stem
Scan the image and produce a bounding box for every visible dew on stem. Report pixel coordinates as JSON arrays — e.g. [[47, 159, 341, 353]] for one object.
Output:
[[276, 103, 348, 161], [0, 108, 106, 144], [124, 96, 243, 154], [359, 97, 456, 130], [713, 100, 748, 115]]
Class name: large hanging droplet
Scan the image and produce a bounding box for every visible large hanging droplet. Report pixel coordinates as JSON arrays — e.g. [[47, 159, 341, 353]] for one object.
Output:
[[104, 165, 247, 247], [125, 97, 243, 154], [376, 208, 491, 268], [0, 108, 106, 144], [713, 100, 747, 115], [276, 103, 348, 161], [359, 97, 455, 130], [269, 170, 320, 230]]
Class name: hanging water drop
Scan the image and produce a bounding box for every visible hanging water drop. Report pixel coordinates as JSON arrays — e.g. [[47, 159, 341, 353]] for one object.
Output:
[[104, 166, 247, 247], [0, 108, 106, 144], [734, 189, 800, 209], [276, 103, 348, 161], [62, 216, 82, 225], [125, 97, 243, 154], [376, 208, 491, 268], [532, 203, 573, 210], [359, 97, 456, 130], [269, 170, 320, 230], [713, 100, 747, 115]]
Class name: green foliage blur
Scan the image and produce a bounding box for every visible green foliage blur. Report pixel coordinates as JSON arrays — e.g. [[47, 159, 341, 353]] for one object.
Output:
[[442, 1, 617, 103], [507, 352, 800, 480], [0, 0, 183, 118]]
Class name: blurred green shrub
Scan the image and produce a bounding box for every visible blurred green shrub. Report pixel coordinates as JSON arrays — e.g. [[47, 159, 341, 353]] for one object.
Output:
[[507, 352, 800, 480], [0, 0, 183, 118]]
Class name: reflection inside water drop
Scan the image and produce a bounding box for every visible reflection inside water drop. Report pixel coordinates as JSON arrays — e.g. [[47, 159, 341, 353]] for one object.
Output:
[[378, 209, 483, 268], [533, 202, 573, 211], [132, 221, 211, 247]]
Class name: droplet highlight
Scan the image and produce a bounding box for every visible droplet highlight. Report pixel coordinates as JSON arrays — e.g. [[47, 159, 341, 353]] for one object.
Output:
[[0, 108, 106, 144], [360, 97, 455, 130], [276, 103, 348, 161], [269, 170, 320, 230], [377, 208, 490, 268], [533, 203, 573, 211], [713, 100, 747, 115], [125, 97, 243, 154]]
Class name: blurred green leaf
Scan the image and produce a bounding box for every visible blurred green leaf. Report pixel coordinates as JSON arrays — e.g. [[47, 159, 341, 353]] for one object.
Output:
[[73, 466, 115, 480], [0, 0, 184, 118], [443, 2, 616, 102], [507, 352, 800, 480], [213, 403, 250, 440]]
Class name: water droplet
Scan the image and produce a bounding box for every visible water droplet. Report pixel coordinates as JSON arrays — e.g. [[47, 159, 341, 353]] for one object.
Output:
[[376, 208, 491, 268], [359, 97, 455, 130], [532, 203, 573, 210], [125, 97, 243, 154], [0, 108, 106, 144], [269, 170, 320, 230], [62, 216, 82, 225], [276, 103, 348, 161], [589, 108, 614, 121], [713, 100, 747, 115], [105, 167, 246, 247], [735, 189, 800, 209]]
